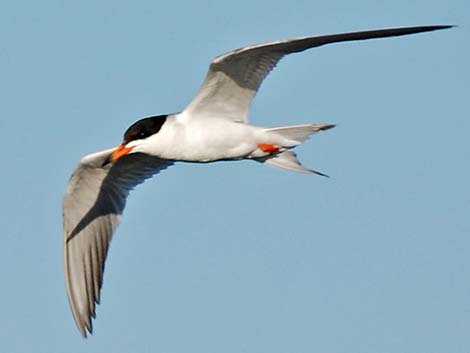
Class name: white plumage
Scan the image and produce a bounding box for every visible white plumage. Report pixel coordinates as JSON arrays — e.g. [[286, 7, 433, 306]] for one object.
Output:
[[63, 25, 452, 337]]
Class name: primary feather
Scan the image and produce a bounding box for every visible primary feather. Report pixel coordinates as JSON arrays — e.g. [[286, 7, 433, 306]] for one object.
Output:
[[64, 151, 172, 336]]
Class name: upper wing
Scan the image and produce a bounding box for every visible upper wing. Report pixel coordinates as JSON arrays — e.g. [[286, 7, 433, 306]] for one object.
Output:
[[183, 25, 452, 123], [63, 148, 173, 337]]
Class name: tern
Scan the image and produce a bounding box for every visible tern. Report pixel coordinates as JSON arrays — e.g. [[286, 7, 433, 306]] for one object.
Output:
[[63, 25, 452, 336]]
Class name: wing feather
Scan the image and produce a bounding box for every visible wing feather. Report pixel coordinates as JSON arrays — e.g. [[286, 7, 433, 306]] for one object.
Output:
[[183, 25, 452, 123], [63, 149, 173, 337]]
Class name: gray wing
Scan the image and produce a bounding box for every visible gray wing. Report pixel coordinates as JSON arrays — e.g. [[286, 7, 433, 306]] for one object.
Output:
[[183, 25, 451, 123], [63, 148, 173, 337]]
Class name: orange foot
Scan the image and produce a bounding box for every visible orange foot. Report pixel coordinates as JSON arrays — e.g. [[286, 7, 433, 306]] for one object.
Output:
[[258, 143, 280, 153]]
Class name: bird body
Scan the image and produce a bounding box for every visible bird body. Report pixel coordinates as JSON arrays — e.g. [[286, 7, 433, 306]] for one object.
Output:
[[134, 114, 260, 161], [130, 113, 328, 162], [63, 25, 452, 337]]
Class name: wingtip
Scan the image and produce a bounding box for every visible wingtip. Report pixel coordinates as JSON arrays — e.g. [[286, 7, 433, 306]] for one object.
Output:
[[319, 124, 336, 131], [78, 324, 88, 338], [407, 24, 455, 32], [310, 169, 330, 178], [430, 25, 455, 30], [72, 308, 93, 338], [81, 322, 93, 339]]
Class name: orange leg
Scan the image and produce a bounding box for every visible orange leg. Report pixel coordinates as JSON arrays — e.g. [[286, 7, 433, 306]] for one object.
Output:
[[258, 143, 280, 153]]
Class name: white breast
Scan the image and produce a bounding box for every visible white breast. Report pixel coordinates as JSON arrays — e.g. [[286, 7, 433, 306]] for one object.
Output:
[[135, 114, 261, 162]]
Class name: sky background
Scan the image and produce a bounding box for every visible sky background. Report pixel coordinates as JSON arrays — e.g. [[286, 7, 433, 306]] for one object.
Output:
[[1, 1, 469, 352]]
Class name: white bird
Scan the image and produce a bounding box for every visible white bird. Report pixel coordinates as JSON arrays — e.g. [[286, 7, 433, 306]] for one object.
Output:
[[63, 25, 452, 337]]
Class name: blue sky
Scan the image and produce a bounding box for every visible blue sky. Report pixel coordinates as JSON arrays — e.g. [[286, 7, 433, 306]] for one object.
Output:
[[1, 0, 468, 352]]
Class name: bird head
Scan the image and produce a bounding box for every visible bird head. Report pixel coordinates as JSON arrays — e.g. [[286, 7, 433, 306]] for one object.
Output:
[[111, 114, 168, 162]]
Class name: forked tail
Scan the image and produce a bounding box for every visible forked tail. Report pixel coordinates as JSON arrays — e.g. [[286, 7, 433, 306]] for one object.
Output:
[[263, 124, 335, 144], [256, 123, 335, 176]]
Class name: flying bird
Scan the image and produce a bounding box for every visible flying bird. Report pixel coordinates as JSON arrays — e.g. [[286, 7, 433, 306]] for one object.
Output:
[[63, 25, 452, 337]]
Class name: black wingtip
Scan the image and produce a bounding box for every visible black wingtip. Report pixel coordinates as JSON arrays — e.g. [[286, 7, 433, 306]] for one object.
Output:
[[384, 24, 456, 38], [428, 25, 455, 30], [407, 24, 455, 32], [311, 169, 330, 178], [320, 124, 336, 131]]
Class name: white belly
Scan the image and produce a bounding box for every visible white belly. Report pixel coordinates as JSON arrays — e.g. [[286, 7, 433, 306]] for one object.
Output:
[[138, 114, 262, 162]]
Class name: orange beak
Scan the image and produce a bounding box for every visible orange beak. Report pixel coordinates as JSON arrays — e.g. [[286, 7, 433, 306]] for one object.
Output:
[[112, 144, 134, 162]]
